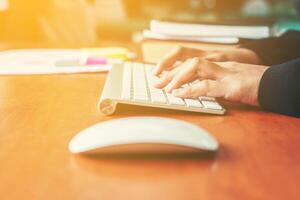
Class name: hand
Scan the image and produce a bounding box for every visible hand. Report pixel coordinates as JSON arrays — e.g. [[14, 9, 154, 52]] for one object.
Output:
[[152, 46, 263, 76], [154, 58, 268, 106]]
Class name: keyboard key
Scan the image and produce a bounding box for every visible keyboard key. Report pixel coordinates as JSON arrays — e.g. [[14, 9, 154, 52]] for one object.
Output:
[[152, 97, 167, 104], [121, 62, 132, 100], [151, 95, 167, 103], [145, 64, 155, 74], [166, 93, 185, 106], [184, 99, 203, 108], [132, 62, 149, 101], [147, 74, 159, 86], [201, 100, 223, 110], [134, 94, 148, 102], [150, 90, 167, 103], [120, 62, 224, 113]]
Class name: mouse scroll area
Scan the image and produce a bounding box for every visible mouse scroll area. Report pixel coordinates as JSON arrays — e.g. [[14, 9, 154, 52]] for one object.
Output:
[[69, 117, 219, 156]]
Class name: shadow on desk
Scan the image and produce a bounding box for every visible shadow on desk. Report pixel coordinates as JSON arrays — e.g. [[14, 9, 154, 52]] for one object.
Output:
[[111, 101, 263, 117], [76, 150, 218, 161], [68, 146, 229, 179], [67, 144, 236, 185]]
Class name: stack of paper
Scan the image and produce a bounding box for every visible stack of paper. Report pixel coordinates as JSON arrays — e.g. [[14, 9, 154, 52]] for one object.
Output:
[[0, 48, 133, 75], [143, 30, 239, 44], [143, 20, 271, 44]]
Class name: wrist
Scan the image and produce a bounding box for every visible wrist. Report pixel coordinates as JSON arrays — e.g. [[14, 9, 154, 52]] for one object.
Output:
[[245, 66, 268, 106]]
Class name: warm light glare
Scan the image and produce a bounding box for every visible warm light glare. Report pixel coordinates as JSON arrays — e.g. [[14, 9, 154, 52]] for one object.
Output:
[[0, 0, 298, 47], [0, 0, 9, 11]]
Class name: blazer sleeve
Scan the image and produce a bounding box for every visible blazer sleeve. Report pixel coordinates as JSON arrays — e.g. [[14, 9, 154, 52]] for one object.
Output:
[[241, 31, 300, 66], [258, 58, 300, 118]]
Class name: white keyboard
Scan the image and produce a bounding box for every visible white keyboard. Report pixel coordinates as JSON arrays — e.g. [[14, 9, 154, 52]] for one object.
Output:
[[99, 62, 225, 115]]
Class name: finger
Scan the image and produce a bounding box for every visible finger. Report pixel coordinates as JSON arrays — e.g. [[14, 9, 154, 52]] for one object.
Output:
[[154, 64, 183, 89], [165, 59, 230, 93], [172, 80, 223, 99], [205, 53, 227, 62], [152, 46, 183, 75], [162, 60, 183, 72], [165, 58, 199, 92], [196, 59, 232, 80]]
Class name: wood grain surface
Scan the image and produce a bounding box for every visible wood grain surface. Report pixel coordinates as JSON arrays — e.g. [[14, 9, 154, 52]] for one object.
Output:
[[0, 42, 300, 200]]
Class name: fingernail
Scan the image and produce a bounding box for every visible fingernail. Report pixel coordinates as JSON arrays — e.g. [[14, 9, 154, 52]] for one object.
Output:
[[152, 63, 161, 75], [152, 68, 157, 75], [154, 84, 163, 89], [153, 78, 164, 88], [153, 81, 161, 88], [165, 85, 173, 93]]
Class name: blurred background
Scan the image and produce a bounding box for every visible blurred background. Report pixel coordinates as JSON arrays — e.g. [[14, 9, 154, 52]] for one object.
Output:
[[0, 0, 299, 47]]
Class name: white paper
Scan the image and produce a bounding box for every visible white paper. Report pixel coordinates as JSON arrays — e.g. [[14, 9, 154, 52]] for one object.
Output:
[[0, 49, 111, 75], [143, 30, 239, 44], [150, 20, 270, 39]]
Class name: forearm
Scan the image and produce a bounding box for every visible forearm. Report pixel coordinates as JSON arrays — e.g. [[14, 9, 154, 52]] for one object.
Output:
[[258, 58, 300, 118]]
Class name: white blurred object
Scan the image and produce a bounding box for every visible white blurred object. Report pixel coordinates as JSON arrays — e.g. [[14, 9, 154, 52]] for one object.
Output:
[[143, 29, 239, 44], [0, 0, 9, 11], [242, 0, 272, 17], [0, 49, 111, 75], [150, 20, 270, 39], [69, 117, 219, 154]]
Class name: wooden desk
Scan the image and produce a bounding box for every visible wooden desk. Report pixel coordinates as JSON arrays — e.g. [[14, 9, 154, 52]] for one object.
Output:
[[0, 42, 300, 200]]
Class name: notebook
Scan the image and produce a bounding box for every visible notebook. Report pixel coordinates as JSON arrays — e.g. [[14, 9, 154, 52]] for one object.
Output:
[[150, 20, 270, 40], [143, 30, 239, 44], [0, 47, 131, 75]]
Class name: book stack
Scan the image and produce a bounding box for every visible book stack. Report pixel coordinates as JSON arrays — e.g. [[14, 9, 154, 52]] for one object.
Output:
[[143, 20, 271, 44]]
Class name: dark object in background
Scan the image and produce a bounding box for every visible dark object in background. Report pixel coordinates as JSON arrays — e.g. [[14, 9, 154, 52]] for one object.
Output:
[[242, 30, 300, 117], [293, 0, 300, 15], [124, 0, 243, 20], [124, 0, 297, 25]]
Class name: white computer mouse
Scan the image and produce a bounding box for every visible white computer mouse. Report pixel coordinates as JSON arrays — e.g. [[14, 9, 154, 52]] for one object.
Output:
[[69, 117, 219, 154]]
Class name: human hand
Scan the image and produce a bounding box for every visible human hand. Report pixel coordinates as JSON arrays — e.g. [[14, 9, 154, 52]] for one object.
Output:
[[154, 58, 268, 106], [152, 46, 263, 76]]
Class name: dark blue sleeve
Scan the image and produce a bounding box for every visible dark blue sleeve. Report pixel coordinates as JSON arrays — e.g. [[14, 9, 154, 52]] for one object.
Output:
[[241, 31, 300, 66], [258, 58, 300, 118]]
